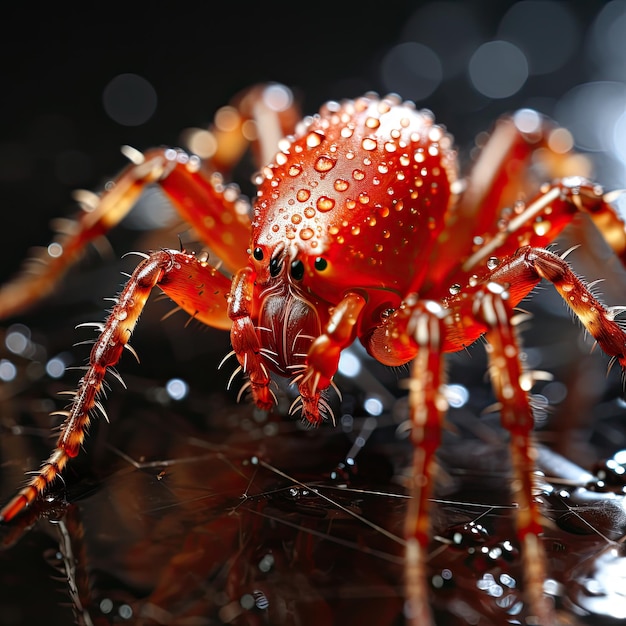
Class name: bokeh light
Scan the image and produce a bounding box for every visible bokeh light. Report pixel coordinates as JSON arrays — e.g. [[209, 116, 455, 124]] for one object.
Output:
[[102, 73, 158, 127], [498, 1, 580, 75], [468, 41, 528, 99], [380, 42, 442, 102]]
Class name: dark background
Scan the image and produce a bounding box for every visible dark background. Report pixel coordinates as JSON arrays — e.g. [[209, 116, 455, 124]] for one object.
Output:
[[0, 0, 622, 284], [1, 2, 626, 625]]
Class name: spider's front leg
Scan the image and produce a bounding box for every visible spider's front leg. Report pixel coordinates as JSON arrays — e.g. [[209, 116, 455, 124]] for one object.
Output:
[[227, 267, 274, 411], [296, 292, 366, 424], [0, 249, 231, 522]]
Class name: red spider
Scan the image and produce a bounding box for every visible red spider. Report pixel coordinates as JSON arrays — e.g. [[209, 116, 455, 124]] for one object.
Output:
[[2, 83, 626, 625]]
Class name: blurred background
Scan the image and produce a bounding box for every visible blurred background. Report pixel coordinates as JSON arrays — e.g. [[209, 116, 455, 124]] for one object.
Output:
[[1, 2, 626, 625]]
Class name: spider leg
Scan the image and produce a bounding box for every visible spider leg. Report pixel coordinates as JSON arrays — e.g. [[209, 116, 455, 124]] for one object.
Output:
[[228, 268, 275, 412], [298, 292, 366, 424], [474, 285, 555, 625], [425, 112, 626, 293], [487, 245, 626, 367], [0, 84, 300, 320], [0, 249, 231, 522], [401, 304, 447, 626], [0, 148, 249, 320]]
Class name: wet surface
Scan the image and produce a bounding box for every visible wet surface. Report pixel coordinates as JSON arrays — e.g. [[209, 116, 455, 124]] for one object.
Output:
[[1, 349, 626, 626]]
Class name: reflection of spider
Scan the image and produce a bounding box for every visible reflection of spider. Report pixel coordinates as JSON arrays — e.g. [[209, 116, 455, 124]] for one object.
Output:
[[2, 83, 626, 625]]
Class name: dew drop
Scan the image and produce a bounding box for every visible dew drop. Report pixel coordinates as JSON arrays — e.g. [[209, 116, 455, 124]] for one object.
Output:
[[314, 156, 335, 172], [291, 214, 302, 224], [352, 169, 365, 181], [317, 196, 335, 212], [351, 225, 361, 236], [288, 164, 302, 177], [375, 243, 383, 252], [341, 126, 354, 138], [296, 189, 310, 202], [346, 151, 355, 160], [399, 154, 410, 167], [365, 117, 380, 129], [378, 164, 389, 174], [334, 179, 349, 192], [533, 219, 551, 236], [384, 142, 397, 153], [306, 131, 324, 148], [304, 206, 316, 218], [487, 257, 499, 270], [300, 228, 314, 240], [449, 283, 461, 295], [359, 193, 370, 204], [362, 138, 377, 151]]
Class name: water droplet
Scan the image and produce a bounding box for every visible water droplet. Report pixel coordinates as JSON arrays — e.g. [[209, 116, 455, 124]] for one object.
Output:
[[362, 137, 377, 151], [384, 142, 397, 153], [341, 126, 354, 138], [314, 156, 335, 172], [317, 196, 335, 212], [378, 206, 390, 218], [288, 164, 302, 177], [533, 219, 551, 236], [300, 228, 314, 240], [414, 150, 425, 163], [334, 179, 349, 192], [359, 193, 370, 204], [346, 150, 355, 160], [365, 116, 380, 129], [306, 131, 324, 148], [304, 206, 316, 218], [375, 243, 383, 252], [351, 225, 361, 236], [449, 283, 461, 295], [377, 164, 389, 174], [291, 214, 302, 224], [296, 189, 310, 202], [399, 154, 410, 167], [352, 169, 365, 181], [487, 257, 499, 270]]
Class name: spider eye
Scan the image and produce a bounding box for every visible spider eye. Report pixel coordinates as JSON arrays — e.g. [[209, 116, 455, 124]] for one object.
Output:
[[290, 259, 305, 280], [314, 257, 328, 272], [270, 256, 282, 277], [253, 247, 264, 261]]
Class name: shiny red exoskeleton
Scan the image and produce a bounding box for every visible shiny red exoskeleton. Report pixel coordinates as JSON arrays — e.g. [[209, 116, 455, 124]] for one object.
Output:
[[2, 84, 626, 625]]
